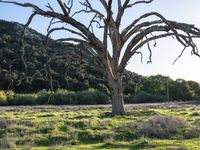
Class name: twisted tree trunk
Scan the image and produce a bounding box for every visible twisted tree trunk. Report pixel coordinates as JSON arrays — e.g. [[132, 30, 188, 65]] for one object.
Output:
[[108, 73, 126, 116]]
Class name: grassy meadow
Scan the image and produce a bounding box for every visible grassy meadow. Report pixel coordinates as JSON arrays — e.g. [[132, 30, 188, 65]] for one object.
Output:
[[0, 104, 200, 150]]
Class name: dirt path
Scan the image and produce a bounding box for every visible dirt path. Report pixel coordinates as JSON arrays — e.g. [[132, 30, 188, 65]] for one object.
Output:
[[0, 101, 199, 111]]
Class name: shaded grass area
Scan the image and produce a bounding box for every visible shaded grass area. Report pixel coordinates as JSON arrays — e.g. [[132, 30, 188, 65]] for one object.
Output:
[[0, 105, 200, 149]]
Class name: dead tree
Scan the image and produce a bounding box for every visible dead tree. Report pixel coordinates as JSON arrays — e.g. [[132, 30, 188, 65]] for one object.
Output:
[[1, 0, 200, 115]]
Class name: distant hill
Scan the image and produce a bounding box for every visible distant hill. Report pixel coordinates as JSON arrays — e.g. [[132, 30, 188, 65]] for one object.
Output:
[[0, 20, 107, 93]]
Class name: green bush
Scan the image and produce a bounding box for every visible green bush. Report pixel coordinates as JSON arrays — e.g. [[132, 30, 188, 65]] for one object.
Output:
[[124, 91, 168, 104], [0, 90, 8, 105], [92, 90, 110, 104], [183, 122, 200, 138], [183, 127, 200, 139], [49, 89, 77, 105], [0, 118, 8, 129], [76, 89, 110, 105], [4, 89, 110, 105], [134, 91, 168, 103], [76, 90, 94, 105], [8, 94, 37, 105], [5, 90, 14, 100], [35, 90, 52, 105], [124, 94, 135, 104], [0, 133, 16, 149], [193, 96, 200, 101]]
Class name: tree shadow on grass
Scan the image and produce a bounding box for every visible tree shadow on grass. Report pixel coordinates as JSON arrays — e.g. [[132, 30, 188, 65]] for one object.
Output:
[[99, 109, 158, 119], [98, 140, 154, 150]]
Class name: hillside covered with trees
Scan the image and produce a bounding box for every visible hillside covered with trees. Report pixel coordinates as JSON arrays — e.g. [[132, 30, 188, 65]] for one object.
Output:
[[0, 20, 200, 104], [0, 20, 107, 93]]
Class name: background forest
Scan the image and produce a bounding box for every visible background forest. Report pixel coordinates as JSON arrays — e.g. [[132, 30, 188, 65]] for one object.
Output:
[[0, 20, 200, 105]]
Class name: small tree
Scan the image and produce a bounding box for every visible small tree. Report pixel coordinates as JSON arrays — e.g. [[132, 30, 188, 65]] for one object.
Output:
[[1, 0, 200, 115]]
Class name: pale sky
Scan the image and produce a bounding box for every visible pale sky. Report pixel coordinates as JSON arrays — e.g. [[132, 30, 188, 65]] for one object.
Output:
[[0, 0, 200, 82]]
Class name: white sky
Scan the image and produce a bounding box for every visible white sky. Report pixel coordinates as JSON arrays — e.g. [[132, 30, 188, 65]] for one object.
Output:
[[0, 0, 200, 82]]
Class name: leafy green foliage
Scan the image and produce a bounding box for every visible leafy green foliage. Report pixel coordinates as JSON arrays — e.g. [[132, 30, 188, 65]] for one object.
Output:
[[1, 89, 110, 105], [134, 91, 168, 103], [76, 89, 110, 105], [125, 91, 168, 103], [49, 89, 77, 105], [8, 94, 37, 105], [0, 91, 7, 105], [35, 89, 51, 105]]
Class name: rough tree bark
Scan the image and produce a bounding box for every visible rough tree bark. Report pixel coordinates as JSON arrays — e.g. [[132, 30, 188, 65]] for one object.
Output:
[[108, 73, 126, 115], [1, 0, 200, 116]]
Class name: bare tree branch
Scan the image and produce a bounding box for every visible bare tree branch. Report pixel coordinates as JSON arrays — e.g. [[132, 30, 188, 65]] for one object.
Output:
[[19, 12, 37, 74], [123, 20, 163, 43], [127, 0, 154, 8], [117, 0, 122, 12], [0, 0, 42, 11], [73, 0, 104, 18], [99, 0, 109, 13], [173, 47, 186, 64], [20, 12, 37, 44], [135, 51, 143, 64], [0, 0, 104, 54], [57, 0, 68, 16], [119, 32, 175, 71], [46, 3, 54, 12], [116, 0, 130, 28], [46, 27, 88, 40], [145, 35, 153, 64]]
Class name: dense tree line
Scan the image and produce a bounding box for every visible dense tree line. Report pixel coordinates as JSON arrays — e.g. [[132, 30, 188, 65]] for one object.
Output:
[[123, 71, 200, 102], [0, 20, 200, 103]]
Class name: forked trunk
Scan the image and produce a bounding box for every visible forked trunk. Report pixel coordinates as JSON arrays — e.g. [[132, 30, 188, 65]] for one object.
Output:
[[108, 74, 126, 116]]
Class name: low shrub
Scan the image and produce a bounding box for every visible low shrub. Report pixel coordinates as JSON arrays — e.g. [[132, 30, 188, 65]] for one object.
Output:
[[35, 89, 52, 105], [3, 89, 110, 105], [92, 90, 110, 104], [125, 91, 168, 104], [49, 89, 77, 105], [183, 127, 200, 139], [0, 118, 8, 128], [0, 90, 7, 105], [5, 90, 15, 99], [195, 118, 200, 126], [138, 115, 187, 139], [124, 94, 135, 104], [36, 89, 110, 105], [76, 89, 110, 105], [190, 119, 200, 138], [76, 90, 95, 105], [0, 133, 16, 149], [134, 91, 168, 103], [193, 96, 200, 101], [8, 94, 37, 105], [115, 122, 140, 140]]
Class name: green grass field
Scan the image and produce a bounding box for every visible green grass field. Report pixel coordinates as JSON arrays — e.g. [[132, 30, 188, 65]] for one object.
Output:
[[0, 104, 200, 150]]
